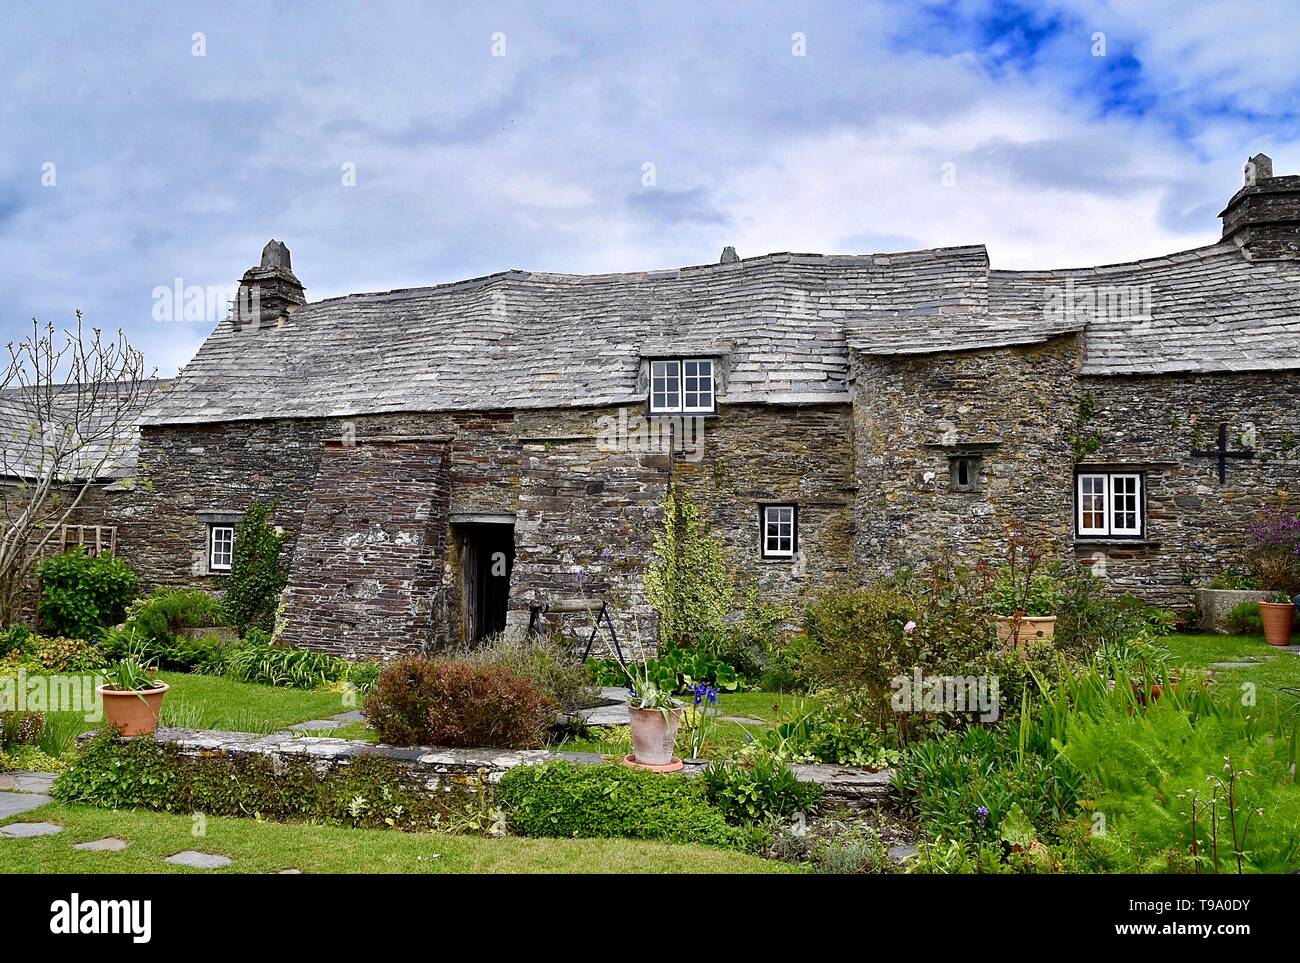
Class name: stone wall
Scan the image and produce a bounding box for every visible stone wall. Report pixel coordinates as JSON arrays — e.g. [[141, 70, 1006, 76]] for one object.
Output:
[[1075, 370, 1300, 608], [279, 442, 451, 658], [851, 335, 1081, 576], [55, 403, 853, 658]]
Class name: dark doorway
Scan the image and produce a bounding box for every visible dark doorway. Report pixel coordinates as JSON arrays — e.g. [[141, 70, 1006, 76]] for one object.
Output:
[[456, 522, 515, 643]]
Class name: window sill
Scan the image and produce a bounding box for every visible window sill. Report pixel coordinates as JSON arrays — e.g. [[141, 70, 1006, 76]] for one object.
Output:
[[1073, 538, 1160, 548]]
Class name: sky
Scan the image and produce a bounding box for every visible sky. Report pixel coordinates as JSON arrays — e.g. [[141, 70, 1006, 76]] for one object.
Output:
[[1, 0, 1298, 375]]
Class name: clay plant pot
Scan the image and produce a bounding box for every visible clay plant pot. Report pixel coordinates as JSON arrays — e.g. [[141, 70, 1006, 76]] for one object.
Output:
[[1259, 602, 1296, 647], [98, 682, 169, 736], [626, 705, 683, 769], [995, 615, 1057, 649], [1130, 676, 1179, 707]]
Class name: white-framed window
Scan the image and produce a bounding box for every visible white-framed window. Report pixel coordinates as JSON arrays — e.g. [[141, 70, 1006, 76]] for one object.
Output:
[[761, 504, 797, 558], [209, 524, 235, 571], [1075, 472, 1144, 538], [649, 358, 715, 414]]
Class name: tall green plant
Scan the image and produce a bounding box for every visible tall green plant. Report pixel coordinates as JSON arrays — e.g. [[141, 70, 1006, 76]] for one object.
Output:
[[643, 484, 733, 649], [36, 548, 138, 639], [222, 501, 288, 635]]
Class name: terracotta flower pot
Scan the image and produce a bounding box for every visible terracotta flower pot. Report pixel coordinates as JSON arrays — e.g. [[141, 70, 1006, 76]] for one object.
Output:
[[1259, 602, 1296, 647], [995, 615, 1057, 649], [98, 682, 169, 736], [626, 705, 682, 768]]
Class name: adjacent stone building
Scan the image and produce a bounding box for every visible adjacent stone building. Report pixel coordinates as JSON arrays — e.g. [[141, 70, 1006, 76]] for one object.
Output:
[[20, 155, 1300, 656]]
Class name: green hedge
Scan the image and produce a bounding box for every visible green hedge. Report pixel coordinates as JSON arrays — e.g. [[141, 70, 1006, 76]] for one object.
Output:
[[54, 729, 486, 832], [497, 761, 752, 850]]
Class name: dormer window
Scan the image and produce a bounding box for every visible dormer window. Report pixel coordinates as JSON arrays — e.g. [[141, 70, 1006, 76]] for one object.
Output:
[[649, 359, 715, 414]]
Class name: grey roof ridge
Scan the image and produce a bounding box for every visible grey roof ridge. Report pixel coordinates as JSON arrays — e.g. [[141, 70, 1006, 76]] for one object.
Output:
[[989, 239, 1243, 280], [307, 244, 994, 307]]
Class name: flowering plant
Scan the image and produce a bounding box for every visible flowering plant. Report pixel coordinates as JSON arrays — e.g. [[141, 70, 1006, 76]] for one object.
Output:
[[1247, 509, 1300, 594], [682, 682, 720, 759]]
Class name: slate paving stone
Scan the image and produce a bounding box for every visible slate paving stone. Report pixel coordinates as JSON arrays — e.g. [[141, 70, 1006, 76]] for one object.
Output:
[[0, 820, 63, 838], [277, 869, 303, 874], [73, 837, 129, 852], [1212, 661, 1267, 668], [0, 792, 53, 820], [165, 850, 232, 869], [718, 716, 766, 726], [289, 719, 344, 731], [888, 844, 918, 862], [0, 771, 58, 794], [330, 710, 366, 723]]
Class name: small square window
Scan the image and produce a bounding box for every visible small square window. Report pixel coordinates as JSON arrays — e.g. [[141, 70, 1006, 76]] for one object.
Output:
[[761, 504, 798, 558], [648, 358, 715, 414], [209, 525, 235, 572]]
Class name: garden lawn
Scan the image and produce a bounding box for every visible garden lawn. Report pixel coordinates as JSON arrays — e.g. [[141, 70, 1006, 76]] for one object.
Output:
[[0, 802, 796, 874], [13, 670, 354, 742], [1165, 632, 1300, 715]]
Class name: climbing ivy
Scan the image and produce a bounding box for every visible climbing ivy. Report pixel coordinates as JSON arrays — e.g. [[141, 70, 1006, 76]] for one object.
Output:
[[643, 484, 733, 649], [223, 501, 288, 636], [1070, 392, 1103, 461]]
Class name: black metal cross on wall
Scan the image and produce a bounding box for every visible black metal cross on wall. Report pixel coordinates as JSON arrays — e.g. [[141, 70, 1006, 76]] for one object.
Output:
[[1191, 422, 1255, 483]]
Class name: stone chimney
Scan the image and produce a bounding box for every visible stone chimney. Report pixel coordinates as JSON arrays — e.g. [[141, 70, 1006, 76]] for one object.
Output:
[[234, 239, 306, 328], [719, 245, 739, 263], [1219, 154, 1300, 259]]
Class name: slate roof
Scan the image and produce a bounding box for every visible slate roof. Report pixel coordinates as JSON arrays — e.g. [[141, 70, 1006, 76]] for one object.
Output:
[[0, 380, 168, 483], [148, 239, 1300, 426]]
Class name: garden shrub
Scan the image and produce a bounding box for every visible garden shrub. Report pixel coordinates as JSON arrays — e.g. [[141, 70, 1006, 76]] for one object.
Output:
[[801, 567, 994, 742], [702, 750, 821, 825], [497, 760, 749, 849], [1224, 601, 1263, 636], [1247, 508, 1300, 595], [588, 646, 742, 693], [53, 728, 494, 832], [222, 501, 288, 635], [222, 640, 376, 691], [1059, 683, 1300, 873], [1053, 569, 1177, 654], [764, 688, 903, 768], [101, 588, 231, 670], [450, 632, 597, 712], [364, 654, 555, 748], [0, 623, 33, 658], [19, 635, 105, 671], [644, 483, 734, 649], [1, 710, 45, 749], [36, 548, 138, 639], [892, 723, 1082, 847]]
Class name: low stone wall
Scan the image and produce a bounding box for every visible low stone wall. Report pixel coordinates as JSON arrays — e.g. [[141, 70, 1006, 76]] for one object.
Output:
[[1195, 588, 1271, 633], [144, 727, 895, 807]]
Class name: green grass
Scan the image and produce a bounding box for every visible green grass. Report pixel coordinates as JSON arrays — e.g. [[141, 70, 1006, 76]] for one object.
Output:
[[552, 690, 820, 759], [1165, 632, 1300, 716], [0, 801, 796, 874]]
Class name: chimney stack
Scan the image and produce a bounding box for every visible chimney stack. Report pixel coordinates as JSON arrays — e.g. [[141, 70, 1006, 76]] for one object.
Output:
[[719, 245, 739, 263], [234, 239, 306, 328], [1220, 154, 1300, 260]]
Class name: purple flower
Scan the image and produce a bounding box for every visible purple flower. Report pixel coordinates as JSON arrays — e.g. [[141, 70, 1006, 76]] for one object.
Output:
[[903, 620, 917, 634], [601, 547, 614, 558], [976, 805, 989, 819]]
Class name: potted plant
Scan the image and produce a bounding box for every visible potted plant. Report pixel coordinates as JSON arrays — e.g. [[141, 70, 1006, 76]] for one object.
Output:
[[97, 650, 169, 736], [1259, 592, 1297, 647], [990, 535, 1063, 650], [622, 658, 684, 772]]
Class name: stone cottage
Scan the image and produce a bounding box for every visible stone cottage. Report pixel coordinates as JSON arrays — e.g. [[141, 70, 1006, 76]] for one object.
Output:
[[30, 155, 1300, 658]]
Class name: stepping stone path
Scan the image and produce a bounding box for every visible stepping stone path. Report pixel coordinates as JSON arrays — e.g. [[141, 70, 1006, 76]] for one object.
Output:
[[0, 771, 57, 793], [0, 821, 63, 838], [0, 792, 53, 819], [1212, 661, 1267, 669], [331, 710, 366, 723], [73, 837, 129, 852], [165, 850, 232, 869], [289, 719, 345, 731]]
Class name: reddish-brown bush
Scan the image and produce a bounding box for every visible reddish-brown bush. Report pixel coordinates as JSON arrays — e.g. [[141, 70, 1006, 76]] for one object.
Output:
[[363, 654, 556, 749]]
